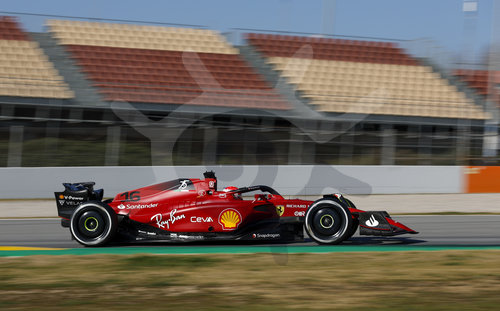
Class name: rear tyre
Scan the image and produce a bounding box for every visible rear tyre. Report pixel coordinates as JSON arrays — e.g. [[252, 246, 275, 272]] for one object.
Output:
[[70, 202, 117, 247], [304, 199, 353, 245]]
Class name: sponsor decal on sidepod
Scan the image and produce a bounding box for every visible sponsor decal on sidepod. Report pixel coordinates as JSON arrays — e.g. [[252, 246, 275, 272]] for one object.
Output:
[[151, 209, 185, 229], [190, 216, 213, 223], [218, 209, 242, 230], [286, 204, 307, 208], [118, 203, 159, 210]]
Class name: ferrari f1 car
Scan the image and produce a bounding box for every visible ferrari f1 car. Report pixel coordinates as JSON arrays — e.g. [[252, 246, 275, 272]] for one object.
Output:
[[55, 171, 417, 246]]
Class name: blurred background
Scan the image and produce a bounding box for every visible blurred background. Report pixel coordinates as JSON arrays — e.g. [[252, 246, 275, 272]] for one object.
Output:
[[0, 0, 499, 168]]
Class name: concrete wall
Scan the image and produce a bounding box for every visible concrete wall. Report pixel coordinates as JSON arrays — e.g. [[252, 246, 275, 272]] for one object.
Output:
[[0, 165, 463, 199]]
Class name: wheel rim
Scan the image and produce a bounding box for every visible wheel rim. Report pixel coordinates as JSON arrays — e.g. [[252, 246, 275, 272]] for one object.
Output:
[[312, 207, 342, 236], [320, 214, 334, 229], [76, 210, 106, 239], [304, 200, 351, 244], [84, 217, 98, 232], [70, 203, 117, 246]]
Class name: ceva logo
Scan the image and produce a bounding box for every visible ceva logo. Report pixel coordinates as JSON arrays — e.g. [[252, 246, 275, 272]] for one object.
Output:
[[191, 216, 213, 223]]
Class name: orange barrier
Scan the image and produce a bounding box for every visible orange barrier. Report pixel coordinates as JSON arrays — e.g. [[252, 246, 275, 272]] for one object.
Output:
[[465, 166, 500, 193]]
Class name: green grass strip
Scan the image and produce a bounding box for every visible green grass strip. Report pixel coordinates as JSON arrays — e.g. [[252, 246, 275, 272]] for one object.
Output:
[[1, 244, 500, 257]]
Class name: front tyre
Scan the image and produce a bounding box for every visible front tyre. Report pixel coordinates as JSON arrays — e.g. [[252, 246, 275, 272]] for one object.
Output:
[[70, 202, 117, 247], [346, 218, 359, 240], [304, 199, 353, 245]]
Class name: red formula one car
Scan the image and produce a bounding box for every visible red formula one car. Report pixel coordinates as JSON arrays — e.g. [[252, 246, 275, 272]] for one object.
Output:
[[55, 171, 417, 246]]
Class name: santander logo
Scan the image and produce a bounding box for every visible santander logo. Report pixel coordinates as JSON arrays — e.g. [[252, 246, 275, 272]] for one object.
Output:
[[365, 215, 379, 227]]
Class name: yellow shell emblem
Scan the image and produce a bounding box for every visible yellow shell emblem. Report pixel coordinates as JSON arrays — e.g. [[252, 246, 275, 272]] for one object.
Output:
[[276, 205, 285, 217], [219, 209, 241, 230]]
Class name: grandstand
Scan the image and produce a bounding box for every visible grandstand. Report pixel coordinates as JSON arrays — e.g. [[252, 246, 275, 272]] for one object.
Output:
[[0, 15, 497, 167], [453, 69, 500, 103], [246, 33, 488, 119], [46, 20, 288, 110], [0, 16, 73, 99]]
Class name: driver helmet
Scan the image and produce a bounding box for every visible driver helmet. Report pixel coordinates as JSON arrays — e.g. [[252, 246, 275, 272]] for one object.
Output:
[[223, 186, 241, 200]]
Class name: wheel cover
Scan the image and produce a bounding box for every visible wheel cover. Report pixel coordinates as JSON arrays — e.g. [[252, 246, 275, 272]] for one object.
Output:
[[320, 214, 334, 229], [305, 200, 351, 244], [84, 217, 98, 232], [312, 207, 342, 236], [77, 210, 105, 238], [71, 203, 114, 246]]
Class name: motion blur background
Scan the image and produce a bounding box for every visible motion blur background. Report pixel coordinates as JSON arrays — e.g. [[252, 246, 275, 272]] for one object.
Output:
[[0, 0, 499, 169]]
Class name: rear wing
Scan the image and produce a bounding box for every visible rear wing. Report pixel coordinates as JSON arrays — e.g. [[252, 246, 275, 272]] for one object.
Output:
[[54, 182, 103, 220]]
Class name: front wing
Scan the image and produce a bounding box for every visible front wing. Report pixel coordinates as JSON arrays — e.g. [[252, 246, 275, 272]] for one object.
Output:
[[358, 211, 418, 236]]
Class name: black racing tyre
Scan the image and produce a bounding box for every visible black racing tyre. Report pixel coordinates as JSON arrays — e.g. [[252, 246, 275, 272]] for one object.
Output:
[[70, 202, 117, 247], [304, 199, 353, 245], [343, 197, 356, 209], [342, 197, 359, 239], [346, 218, 359, 240]]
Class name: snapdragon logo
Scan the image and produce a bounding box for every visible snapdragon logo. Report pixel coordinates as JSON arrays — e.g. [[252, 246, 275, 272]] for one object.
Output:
[[252, 233, 280, 239]]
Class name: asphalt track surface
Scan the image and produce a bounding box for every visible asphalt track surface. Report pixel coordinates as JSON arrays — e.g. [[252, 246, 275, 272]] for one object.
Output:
[[1, 215, 499, 251]]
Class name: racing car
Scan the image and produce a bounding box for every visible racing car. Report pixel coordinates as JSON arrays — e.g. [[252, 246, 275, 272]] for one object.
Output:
[[55, 171, 417, 246]]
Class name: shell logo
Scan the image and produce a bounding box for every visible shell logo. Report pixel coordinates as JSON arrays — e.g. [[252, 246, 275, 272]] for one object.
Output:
[[218, 209, 242, 230]]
